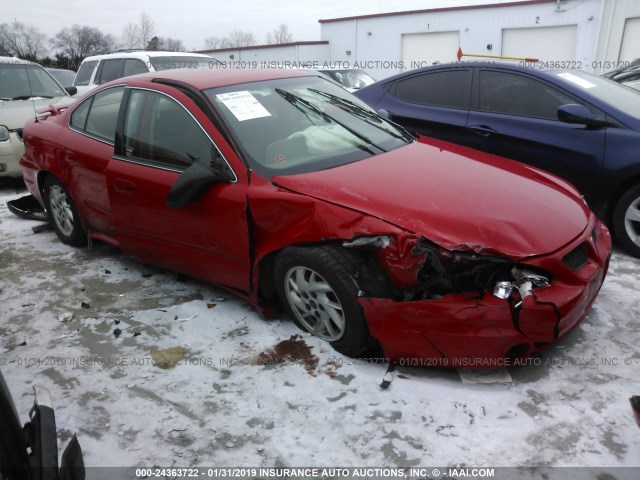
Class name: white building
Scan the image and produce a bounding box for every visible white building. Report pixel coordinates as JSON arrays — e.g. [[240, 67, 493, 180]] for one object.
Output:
[[194, 41, 329, 67], [319, 0, 640, 79], [195, 0, 640, 80]]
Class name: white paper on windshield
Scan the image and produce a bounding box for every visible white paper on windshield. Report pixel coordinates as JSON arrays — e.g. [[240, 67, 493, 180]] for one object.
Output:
[[215, 91, 271, 121], [556, 72, 597, 89]]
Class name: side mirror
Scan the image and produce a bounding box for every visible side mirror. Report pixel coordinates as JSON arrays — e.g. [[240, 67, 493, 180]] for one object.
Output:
[[557, 104, 606, 127], [166, 158, 233, 209], [65, 86, 78, 96]]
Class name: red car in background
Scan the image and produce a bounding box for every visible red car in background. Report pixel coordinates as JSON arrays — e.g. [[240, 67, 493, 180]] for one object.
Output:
[[18, 68, 611, 366]]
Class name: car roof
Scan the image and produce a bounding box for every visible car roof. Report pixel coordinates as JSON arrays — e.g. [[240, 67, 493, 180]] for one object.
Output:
[[0, 56, 36, 65], [81, 50, 212, 63], [113, 67, 318, 90]]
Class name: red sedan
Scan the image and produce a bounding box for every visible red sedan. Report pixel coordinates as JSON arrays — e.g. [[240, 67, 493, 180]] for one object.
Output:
[[19, 68, 611, 366]]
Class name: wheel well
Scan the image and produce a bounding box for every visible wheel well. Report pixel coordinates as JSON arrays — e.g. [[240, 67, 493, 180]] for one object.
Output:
[[36, 171, 52, 199], [606, 175, 640, 226], [256, 241, 393, 306]]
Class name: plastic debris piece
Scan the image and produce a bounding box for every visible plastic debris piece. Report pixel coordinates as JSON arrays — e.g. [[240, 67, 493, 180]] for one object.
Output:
[[81, 302, 90, 309], [207, 303, 217, 309], [380, 364, 396, 389], [114, 319, 120, 325], [132, 332, 141, 337], [113, 328, 122, 339], [105, 269, 111, 274], [32, 224, 52, 234], [57, 312, 74, 323]]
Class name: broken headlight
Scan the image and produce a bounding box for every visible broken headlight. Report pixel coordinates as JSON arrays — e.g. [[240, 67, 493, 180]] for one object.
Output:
[[493, 267, 551, 307]]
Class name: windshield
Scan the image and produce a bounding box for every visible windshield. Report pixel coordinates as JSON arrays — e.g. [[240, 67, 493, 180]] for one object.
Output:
[[204, 76, 410, 178], [150, 56, 220, 71], [0, 63, 66, 100], [554, 70, 640, 119], [319, 69, 375, 89]]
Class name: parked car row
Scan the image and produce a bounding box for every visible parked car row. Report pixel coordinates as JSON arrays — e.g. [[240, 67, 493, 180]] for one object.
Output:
[[355, 62, 640, 257]]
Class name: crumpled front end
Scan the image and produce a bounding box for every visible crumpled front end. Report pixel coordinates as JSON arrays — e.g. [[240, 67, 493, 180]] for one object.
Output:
[[350, 215, 611, 367]]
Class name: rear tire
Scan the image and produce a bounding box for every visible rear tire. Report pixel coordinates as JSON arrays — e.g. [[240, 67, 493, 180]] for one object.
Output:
[[43, 176, 86, 246], [612, 184, 640, 258], [274, 245, 378, 357]]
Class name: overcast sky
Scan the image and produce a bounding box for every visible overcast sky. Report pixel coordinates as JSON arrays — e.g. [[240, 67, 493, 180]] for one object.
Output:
[[3, 0, 510, 53]]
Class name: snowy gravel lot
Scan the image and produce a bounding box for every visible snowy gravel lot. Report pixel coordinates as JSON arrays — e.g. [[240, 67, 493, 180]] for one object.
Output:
[[0, 180, 639, 475]]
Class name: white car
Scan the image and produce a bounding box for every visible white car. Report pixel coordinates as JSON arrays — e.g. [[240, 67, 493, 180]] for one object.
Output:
[[73, 51, 220, 96], [0, 56, 75, 177]]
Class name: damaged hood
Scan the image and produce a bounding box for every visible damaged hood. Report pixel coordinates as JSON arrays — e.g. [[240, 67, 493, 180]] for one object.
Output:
[[272, 141, 591, 258]]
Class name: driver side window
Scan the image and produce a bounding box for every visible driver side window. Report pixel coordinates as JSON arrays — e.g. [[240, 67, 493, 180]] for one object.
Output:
[[123, 89, 214, 169]]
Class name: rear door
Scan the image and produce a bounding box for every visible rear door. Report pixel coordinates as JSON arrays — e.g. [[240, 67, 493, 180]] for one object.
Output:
[[106, 87, 251, 291], [379, 68, 472, 144], [465, 68, 606, 204], [63, 85, 125, 234]]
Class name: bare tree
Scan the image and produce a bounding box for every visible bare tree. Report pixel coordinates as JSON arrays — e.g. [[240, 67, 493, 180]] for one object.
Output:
[[51, 25, 116, 65], [0, 20, 46, 59], [266, 24, 292, 45], [138, 12, 156, 50], [226, 29, 256, 48], [122, 22, 139, 49], [158, 37, 185, 52], [203, 36, 225, 50]]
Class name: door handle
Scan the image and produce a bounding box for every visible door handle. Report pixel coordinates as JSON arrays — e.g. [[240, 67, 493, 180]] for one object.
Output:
[[468, 125, 497, 137], [113, 178, 137, 193]]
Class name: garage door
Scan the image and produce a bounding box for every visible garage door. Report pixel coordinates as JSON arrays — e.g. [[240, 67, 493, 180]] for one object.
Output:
[[502, 25, 577, 63], [402, 31, 460, 70], [619, 17, 640, 62]]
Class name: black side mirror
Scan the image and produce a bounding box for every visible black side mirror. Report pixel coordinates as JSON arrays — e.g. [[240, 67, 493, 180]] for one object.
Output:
[[166, 157, 234, 209], [65, 86, 78, 96], [557, 104, 606, 127]]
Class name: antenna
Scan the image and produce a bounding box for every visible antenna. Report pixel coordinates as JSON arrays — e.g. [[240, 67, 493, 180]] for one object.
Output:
[[23, 62, 39, 123]]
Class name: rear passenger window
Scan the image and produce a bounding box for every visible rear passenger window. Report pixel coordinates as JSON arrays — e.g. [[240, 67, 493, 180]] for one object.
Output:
[[74, 60, 98, 86], [122, 89, 213, 168], [394, 70, 469, 109], [70, 98, 91, 130], [123, 59, 148, 78], [97, 59, 124, 84], [81, 87, 124, 142]]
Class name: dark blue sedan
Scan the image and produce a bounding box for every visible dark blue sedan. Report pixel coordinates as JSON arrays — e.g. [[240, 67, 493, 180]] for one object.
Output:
[[355, 63, 640, 257]]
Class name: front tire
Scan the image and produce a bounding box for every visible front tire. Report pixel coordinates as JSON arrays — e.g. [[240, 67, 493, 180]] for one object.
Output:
[[274, 245, 376, 357], [612, 184, 640, 258], [43, 176, 86, 246]]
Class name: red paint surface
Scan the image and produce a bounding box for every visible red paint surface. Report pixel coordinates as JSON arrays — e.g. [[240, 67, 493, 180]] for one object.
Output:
[[18, 70, 612, 366]]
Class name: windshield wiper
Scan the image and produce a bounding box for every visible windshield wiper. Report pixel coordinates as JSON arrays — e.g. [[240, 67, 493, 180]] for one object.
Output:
[[308, 88, 415, 142], [275, 88, 386, 154]]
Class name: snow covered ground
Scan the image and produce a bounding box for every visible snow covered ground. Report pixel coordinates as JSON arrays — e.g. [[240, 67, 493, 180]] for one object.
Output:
[[0, 181, 639, 475]]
